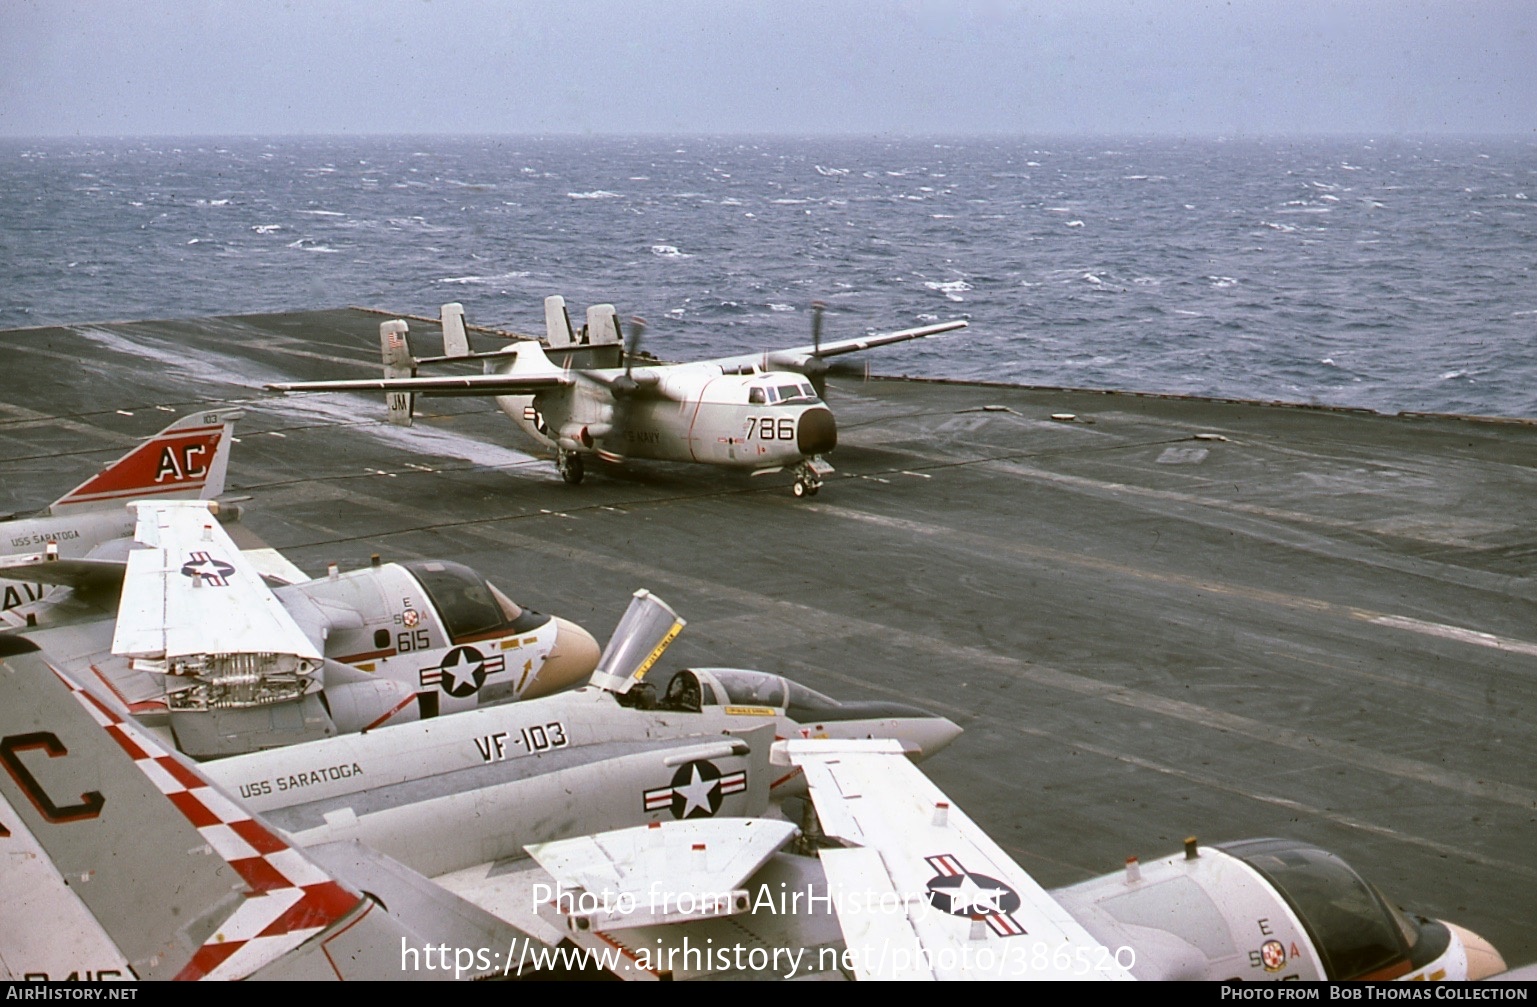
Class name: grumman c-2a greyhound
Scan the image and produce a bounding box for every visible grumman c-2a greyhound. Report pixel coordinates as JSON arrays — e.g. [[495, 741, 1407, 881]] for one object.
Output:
[[1, 499, 600, 758], [267, 298, 968, 496]]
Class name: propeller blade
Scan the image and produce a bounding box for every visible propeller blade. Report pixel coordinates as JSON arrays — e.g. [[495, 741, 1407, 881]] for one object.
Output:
[[624, 316, 646, 380], [805, 301, 830, 396], [827, 357, 870, 381], [584, 315, 678, 402]]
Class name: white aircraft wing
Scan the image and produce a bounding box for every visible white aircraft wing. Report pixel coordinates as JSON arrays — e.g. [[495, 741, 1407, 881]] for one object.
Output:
[[729, 318, 969, 373], [111, 500, 323, 666], [524, 818, 797, 931], [786, 319, 969, 359], [267, 371, 572, 397], [785, 739, 1136, 981]]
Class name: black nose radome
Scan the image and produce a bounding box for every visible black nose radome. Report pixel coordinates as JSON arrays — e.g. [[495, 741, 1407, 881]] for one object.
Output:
[[798, 407, 837, 455]]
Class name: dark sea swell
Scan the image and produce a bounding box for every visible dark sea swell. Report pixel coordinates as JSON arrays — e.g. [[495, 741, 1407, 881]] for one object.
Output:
[[1, 135, 1533, 416]]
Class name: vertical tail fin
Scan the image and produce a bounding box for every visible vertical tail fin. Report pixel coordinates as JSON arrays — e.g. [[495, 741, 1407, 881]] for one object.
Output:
[[0, 640, 544, 980], [48, 408, 242, 516], [584, 304, 623, 347], [379, 319, 416, 427], [544, 295, 576, 347], [440, 302, 470, 358], [0, 639, 364, 979]]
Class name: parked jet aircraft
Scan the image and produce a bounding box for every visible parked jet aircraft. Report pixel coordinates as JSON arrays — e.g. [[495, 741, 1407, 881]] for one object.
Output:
[[0, 590, 965, 980], [266, 298, 969, 496], [0, 620, 1503, 981], [0, 407, 240, 616], [1, 500, 600, 758], [515, 739, 1507, 981]]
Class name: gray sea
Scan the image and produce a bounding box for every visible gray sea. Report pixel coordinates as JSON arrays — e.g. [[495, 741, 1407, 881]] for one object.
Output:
[[2, 134, 1534, 417]]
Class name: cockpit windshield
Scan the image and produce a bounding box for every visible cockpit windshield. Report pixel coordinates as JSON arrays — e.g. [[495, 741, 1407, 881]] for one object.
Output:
[[713, 668, 790, 706], [675, 668, 938, 722], [748, 381, 820, 406], [402, 559, 549, 642], [1220, 839, 1419, 980]]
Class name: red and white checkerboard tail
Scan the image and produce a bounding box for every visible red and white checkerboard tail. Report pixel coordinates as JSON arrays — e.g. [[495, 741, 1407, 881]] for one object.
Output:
[[48, 408, 242, 515], [0, 638, 415, 981]]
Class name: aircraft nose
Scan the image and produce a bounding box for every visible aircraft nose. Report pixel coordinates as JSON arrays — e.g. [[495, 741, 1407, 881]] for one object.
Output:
[[523, 617, 601, 699], [1447, 922, 1507, 980], [797, 407, 837, 455]]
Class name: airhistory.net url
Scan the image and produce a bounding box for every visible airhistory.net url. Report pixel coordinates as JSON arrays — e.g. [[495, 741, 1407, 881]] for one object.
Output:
[[400, 937, 619, 979]]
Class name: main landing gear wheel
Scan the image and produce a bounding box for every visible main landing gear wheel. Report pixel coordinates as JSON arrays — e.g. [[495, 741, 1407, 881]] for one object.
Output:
[[558, 451, 585, 485]]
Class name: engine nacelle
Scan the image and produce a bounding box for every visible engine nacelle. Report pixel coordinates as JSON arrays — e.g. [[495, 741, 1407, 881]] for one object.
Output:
[[323, 678, 420, 735], [1051, 838, 1505, 981]]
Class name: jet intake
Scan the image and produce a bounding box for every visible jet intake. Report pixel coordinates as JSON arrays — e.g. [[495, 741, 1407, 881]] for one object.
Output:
[[324, 678, 420, 734]]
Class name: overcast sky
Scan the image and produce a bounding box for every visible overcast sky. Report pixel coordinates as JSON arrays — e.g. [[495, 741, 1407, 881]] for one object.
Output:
[[2, 0, 1532, 137]]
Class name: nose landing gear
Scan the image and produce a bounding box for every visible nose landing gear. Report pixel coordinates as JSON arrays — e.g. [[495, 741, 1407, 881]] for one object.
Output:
[[791, 457, 832, 498]]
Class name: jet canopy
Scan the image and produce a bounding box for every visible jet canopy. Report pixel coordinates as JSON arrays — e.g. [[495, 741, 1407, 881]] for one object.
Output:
[[1220, 838, 1454, 981], [659, 667, 940, 722], [400, 559, 549, 642]]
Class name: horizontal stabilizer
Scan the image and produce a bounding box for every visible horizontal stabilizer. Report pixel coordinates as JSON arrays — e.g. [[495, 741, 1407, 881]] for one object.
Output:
[[526, 818, 797, 932], [0, 550, 125, 592], [269, 369, 572, 398]]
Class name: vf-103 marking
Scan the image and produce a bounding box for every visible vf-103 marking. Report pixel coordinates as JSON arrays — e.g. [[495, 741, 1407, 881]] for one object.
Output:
[[189, 590, 962, 875], [267, 298, 968, 496]]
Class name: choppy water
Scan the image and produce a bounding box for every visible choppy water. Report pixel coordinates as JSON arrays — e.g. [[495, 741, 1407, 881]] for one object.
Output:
[[2, 134, 1534, 416]]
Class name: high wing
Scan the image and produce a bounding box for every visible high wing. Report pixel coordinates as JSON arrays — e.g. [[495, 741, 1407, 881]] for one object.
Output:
[[762, 319, 970, 363], [265, 370, 572, 398], [786, 739, 1135, 981], [0, 636, 531, 980]]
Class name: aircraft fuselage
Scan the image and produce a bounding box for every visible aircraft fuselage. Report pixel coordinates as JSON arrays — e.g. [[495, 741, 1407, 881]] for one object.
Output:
[[500, 362, 836, 471], [200, 678, 959, 879]]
